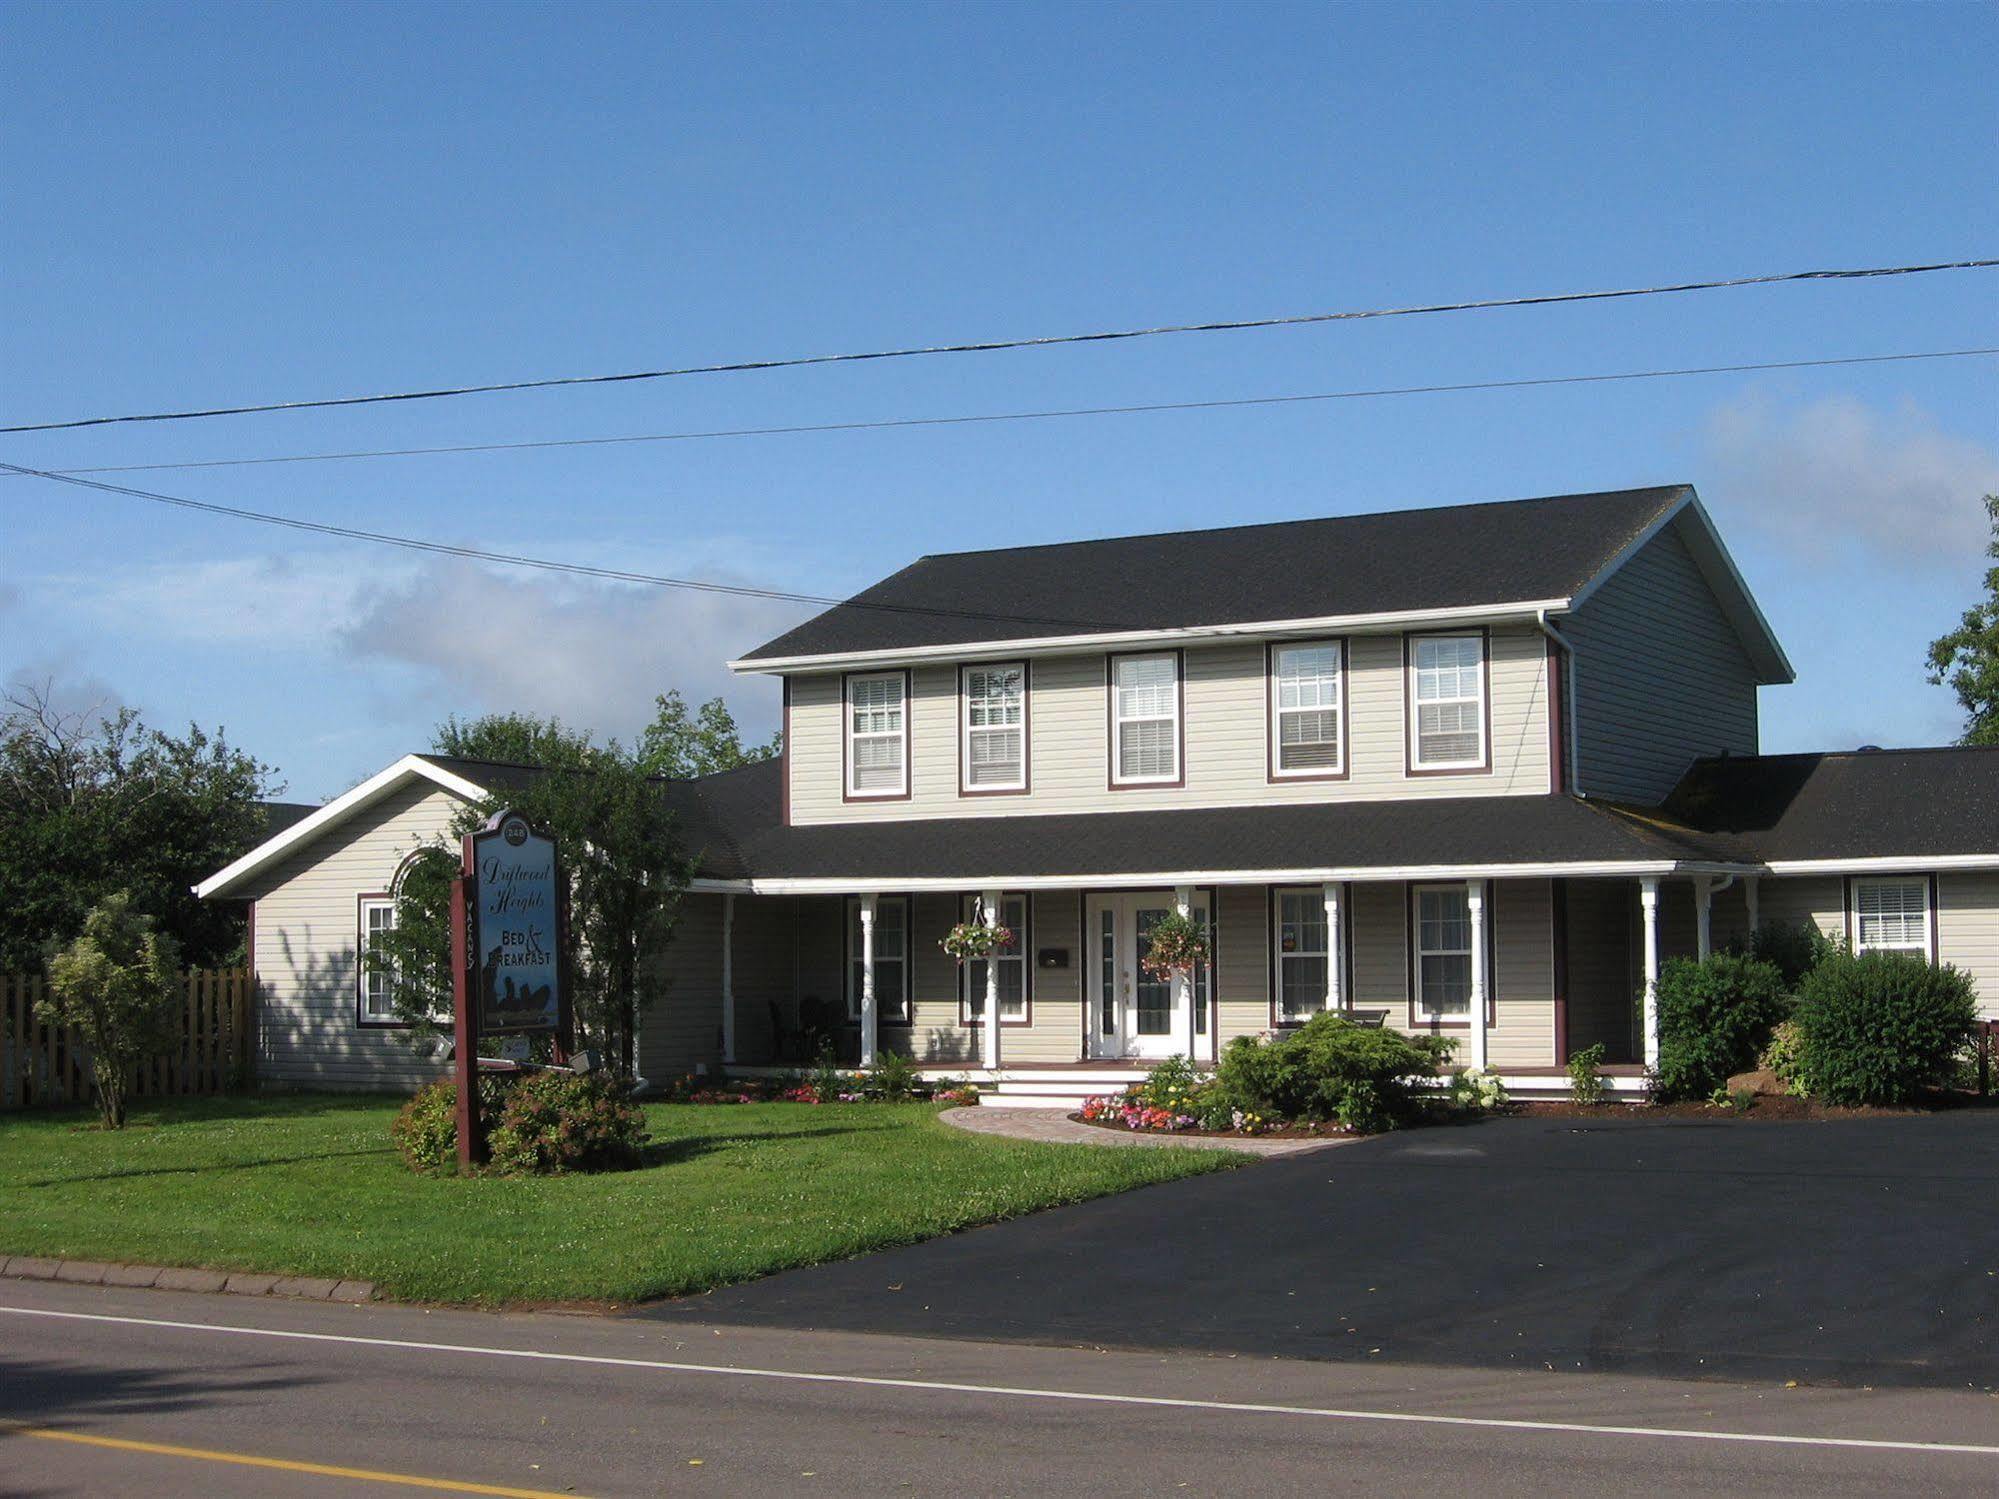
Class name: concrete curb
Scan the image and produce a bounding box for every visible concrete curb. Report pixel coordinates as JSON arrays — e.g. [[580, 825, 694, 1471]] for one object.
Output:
[[1, 1255, 372, 1302]]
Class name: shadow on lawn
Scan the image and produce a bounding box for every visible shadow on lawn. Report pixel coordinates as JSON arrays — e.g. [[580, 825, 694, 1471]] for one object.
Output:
[[16, 1145, 394, 1190], [637, 1120, 893, 1168]]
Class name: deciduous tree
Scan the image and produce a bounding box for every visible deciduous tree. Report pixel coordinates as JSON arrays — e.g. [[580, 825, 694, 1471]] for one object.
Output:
[[1927, 494, 1999, 747], [41, 892, 181, 1128]]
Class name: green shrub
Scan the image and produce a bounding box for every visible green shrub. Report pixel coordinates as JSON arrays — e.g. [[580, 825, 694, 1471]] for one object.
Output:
[[1759, 1019, 1809, 1097], [486, 1071, 648, 1175], [1566, 1042, 1607, 1106], [1133, 1055, 1206, 1112], [1448, 1068, 1508, 1112], [392, 1072, 647, 1175], [1791, 952, 1979, 1106], [1218, 1012, 1452, 1133], [389, 1074, 513, 1174], [1744, 920, 1842, 989], [1654, 953, 1789, 1102], [861, 1048, 923, 1102]]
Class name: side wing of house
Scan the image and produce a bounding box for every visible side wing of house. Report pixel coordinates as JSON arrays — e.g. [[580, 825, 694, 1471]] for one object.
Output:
[[235, 778, 467, 1091], [1561, 516, 1768, 806]]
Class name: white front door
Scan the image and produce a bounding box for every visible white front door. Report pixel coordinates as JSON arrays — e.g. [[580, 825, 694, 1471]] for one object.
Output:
[[1086, 893, 1210, 1060]]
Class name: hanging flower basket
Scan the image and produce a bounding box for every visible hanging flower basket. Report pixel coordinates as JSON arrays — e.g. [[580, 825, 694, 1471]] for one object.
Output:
[[940, 920, 1014, 963], [1141, 911, 1211, 981]]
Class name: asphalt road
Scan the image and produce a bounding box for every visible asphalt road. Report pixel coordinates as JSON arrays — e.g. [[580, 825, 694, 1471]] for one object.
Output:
[[651, 1112, 1999, 1389], [3, 1278, 1998, 1497]]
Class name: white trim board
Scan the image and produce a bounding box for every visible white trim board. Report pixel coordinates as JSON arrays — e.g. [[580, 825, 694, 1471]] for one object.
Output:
[[687, 858, 1755, 896], [729, 600, 1573, 675], [1763, 855, 1999, 875], [194, 755, 488, 900]]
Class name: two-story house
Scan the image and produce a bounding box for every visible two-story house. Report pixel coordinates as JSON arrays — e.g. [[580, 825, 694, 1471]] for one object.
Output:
[[197, 485, 1999, 1102]]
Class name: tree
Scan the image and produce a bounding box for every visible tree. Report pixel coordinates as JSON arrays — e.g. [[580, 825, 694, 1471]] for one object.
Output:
[[0, 681, 277, 972], [636, 691, 781, 779], [407, 713, 690, 1075], [431, 712, 596, 770], [40, 892, 181, 1128], [1927, 494, 1999, 747]]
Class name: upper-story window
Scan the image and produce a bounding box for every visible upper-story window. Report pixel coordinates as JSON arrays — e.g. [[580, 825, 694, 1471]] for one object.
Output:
[[1853, 878, 1931, 957], [1407, 632, 1488, 773], [961, 663, 1027, 793], [845, 671, 909, 798], [1269, 640, 1345, 778], [1109, 651, 1182, 786]]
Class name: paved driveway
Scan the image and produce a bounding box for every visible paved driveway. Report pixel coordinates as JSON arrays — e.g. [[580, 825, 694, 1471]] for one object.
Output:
[[643, 1113, 1999, 1389]]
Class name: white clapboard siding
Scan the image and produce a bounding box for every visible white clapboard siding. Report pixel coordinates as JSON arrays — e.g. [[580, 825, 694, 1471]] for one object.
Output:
[[786, 628, 1552, 824], [245, 780, 466, 1092], [1563, 521, 1760, 805]]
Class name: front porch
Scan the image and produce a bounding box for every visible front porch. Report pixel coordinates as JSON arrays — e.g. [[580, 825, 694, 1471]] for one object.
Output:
[[654, 870, 1762, 1099]]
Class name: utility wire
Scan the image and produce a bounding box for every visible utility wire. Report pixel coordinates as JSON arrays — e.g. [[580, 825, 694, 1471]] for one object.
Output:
[[0, 347, 1989, 479], [4, 259, 1992, 436], [0, 460, 1112, 630]]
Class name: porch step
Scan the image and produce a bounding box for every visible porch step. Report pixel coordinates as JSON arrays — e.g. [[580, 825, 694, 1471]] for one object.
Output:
[[982, 1069, 1142, 1112]]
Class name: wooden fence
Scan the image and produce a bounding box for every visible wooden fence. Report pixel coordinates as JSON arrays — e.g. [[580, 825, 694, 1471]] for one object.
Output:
[[1, 968, 251, 1111]]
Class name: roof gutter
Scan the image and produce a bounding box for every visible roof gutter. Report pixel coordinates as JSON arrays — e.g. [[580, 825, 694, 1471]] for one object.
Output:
[[730, 598, 1574, 676]]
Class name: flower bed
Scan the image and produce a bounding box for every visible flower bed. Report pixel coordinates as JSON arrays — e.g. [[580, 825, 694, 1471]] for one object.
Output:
[[662, 1068, 978, 1108]]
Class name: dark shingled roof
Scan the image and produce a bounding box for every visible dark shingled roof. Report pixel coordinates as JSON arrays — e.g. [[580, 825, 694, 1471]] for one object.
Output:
[[260, 800, 319, 837], [739, 486, 1689, 662], [1661, 747, 1999, 863], [665, 759, 1727, 881]]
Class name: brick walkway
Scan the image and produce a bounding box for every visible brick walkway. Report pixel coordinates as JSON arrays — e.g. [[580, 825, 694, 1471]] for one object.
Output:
[[940, 1105, 1356, 1157]]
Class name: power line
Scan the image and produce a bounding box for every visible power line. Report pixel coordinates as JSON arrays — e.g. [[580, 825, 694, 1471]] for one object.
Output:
[[5, 346, 1992, 479], [5, 259, 1993, 437], [0, 459, 1113, 630]]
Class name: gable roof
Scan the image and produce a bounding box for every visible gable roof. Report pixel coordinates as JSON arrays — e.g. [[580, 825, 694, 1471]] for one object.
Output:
[[731, 484, 1789, 680], [1660, 747, 1999, 869], [195, 754, 494, 899]]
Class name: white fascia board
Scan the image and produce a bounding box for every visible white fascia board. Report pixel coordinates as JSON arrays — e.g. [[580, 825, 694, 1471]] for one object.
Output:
[[722, 858, 1755, 896], [193, 754, 489, 900], [727, 600, 1573, 676], [1764, 855, 1999, 876]]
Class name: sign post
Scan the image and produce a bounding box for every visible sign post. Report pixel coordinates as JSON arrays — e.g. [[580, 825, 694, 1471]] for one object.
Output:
[[452, 809, 566, 1172]]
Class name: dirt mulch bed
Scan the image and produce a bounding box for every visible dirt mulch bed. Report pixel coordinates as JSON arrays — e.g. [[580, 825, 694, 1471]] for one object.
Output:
[[1520, 1090, 1999, 1121]]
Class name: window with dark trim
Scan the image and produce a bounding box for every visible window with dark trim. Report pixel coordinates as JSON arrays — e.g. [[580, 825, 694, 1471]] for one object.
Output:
[[1269, 641, 1345, 777], [1411, 883, 1474, 1020], [845, 896, 910, 1020], [1408, 633, 1487, 771], [1272, 887, 1331, 1023], [961, 663, 1027, 792], [845, 672, 908, 797], [1853, 878, 1930, 956], [1110, 652, 1180, 785], [960, 893, 1028, 1024]]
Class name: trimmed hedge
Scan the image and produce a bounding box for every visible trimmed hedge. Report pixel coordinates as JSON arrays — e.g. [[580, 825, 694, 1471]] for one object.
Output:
[[1217, 1012, 1453, 1132], [1791, 952, 1979, 1106], [1654, 953, 1789, 1102]]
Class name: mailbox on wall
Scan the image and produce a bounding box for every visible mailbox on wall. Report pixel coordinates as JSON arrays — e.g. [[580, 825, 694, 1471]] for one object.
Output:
[[1037, 948, 1070, 970]]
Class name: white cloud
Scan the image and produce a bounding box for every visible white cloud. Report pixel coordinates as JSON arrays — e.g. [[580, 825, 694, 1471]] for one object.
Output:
[[28, 551, 406, 648], [341, 559, 808, 745], [1702, 393, 1999, 568]]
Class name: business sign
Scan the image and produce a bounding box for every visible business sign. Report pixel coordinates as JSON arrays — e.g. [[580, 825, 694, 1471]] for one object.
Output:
[[469, 810, 561, 1033]]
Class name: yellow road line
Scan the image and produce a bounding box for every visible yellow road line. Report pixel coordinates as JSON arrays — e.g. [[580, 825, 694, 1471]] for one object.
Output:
[[2, 1423, 586, 1497]]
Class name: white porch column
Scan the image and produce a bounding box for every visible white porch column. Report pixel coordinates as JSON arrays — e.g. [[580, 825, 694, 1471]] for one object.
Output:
[[1694, 875, 1714, 960], [1321, 881, 1344, 1014], [980, 888, 1002, 1072], [1640, 876, 1662, 1071], [1175, 885, 1196, 1062], [720, 893, 737, 1065], [1744, 875, 1760, 940], [859, 893, 879, 1069], [1466, 880, 1488, 1074]]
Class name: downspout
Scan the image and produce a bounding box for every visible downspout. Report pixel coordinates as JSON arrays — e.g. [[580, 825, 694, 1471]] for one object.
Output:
[[1535, 609, 1584, 799]]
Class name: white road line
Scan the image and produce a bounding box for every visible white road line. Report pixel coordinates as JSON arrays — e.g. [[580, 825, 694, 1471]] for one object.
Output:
[[3, 1304, 1995, 1459]]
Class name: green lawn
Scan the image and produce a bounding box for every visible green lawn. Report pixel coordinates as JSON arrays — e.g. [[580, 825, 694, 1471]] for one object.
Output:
[[0, 1095, 1236, 1305]]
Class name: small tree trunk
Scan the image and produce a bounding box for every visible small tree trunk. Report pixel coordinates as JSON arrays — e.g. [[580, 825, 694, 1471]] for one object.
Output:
[[95, 1061, 126, 1130]]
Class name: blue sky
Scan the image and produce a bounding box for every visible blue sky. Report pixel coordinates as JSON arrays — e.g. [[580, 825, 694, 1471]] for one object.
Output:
[[3, 0, 1994, 800]]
